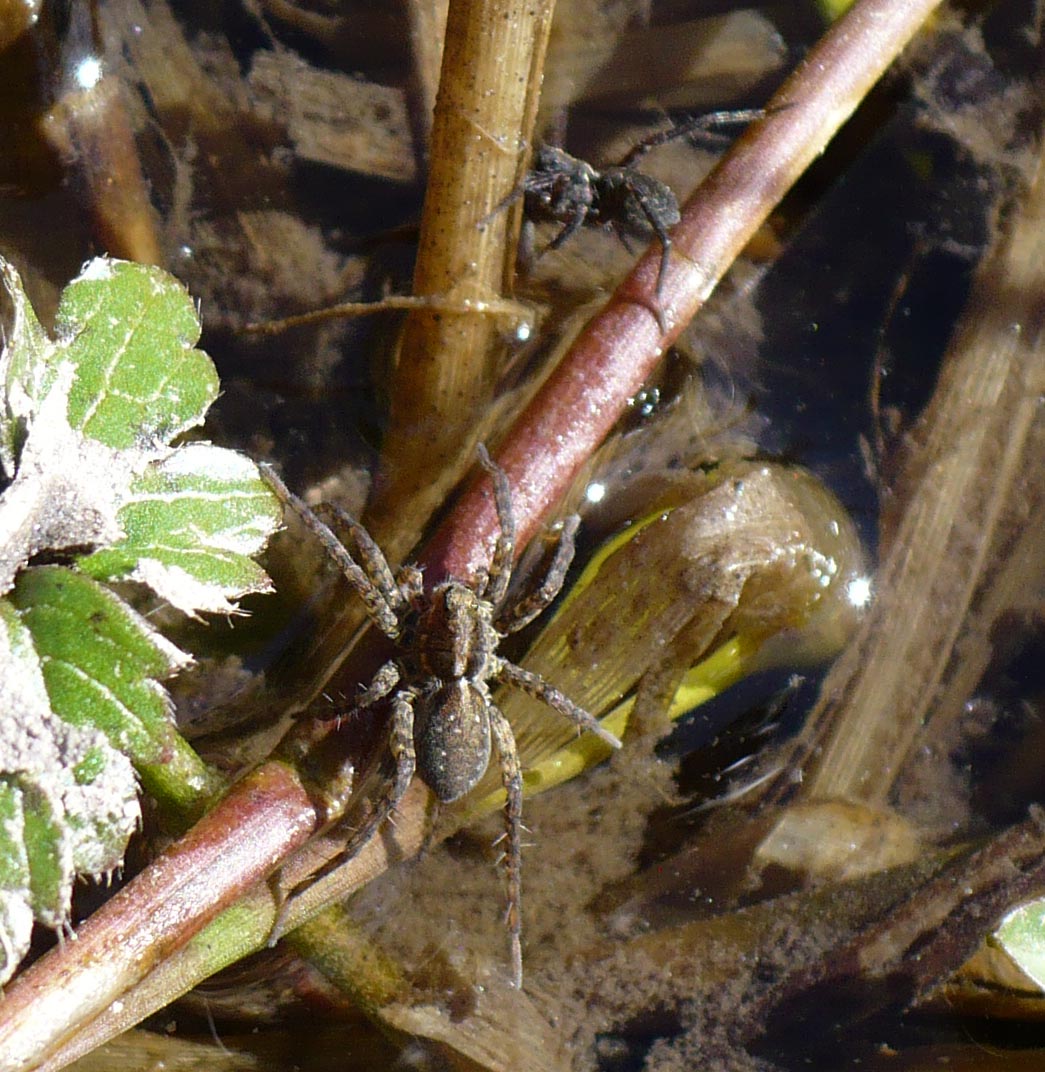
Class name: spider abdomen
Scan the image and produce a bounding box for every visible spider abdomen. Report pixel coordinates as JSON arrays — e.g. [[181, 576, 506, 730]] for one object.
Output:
[[416, 680, 492, 802]]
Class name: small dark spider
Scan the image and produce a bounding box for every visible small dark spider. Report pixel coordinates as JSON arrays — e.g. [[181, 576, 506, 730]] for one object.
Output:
[[518, 108, 765, 295], [272, 448, 621, 986], [523, 144, 681, 294]]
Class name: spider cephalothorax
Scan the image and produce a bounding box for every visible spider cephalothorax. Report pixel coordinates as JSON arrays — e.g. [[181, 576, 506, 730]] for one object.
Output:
[[277, 447, 621, 985]]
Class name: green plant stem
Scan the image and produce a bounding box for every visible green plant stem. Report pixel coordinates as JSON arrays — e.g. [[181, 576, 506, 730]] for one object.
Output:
[[136, 735, 226, 828]]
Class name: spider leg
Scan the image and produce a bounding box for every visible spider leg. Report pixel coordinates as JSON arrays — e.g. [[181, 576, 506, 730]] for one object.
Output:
[[495, 659, 622, 750], [488, 704, 524, 988], [355, 660, 401, 708], [383, 689, 420, 816], [482, 148, 596, 232], [614, 228, 638, 255], [314, 502, 409, 615], [331, 688, 419, 858], [625, 200, 675, 298], [495, 515, 580, 635], [545, 206, 589, 252], [261, 466, 401, 640], [655, 239, 673, 298], [616, 107, 766, 167], [267, 690, 418, 945], [476, 444, 516, 606]]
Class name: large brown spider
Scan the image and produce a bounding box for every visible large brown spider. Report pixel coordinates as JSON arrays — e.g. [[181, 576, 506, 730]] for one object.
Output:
[[274, 447, 621, 986]]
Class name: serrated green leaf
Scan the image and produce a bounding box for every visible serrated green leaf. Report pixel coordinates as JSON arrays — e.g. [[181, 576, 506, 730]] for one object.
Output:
[[53, 259, 219, 450], [0, 589, 141, 875], [0, 581, 154, 982], [0, 261, 52, 478], [1, 581, 147, 895], [78, 443, 282, 614], [17, 780, 68, 927], [0, 257, 275, 984], [995, 900, 1045, 992], [0, 596, 140, 984], [0, 782, 29, 899], [10, 566, 189, 764]]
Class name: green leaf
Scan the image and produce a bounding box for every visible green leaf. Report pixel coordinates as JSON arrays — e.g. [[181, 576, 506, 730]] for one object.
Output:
[[54, 259, 219, 450], [0, 257, 280, 982], [995, 900, 1045, 992], [79, 444, 282, 614], [10, 566, 189, 764], [0, 597, 139, 984]]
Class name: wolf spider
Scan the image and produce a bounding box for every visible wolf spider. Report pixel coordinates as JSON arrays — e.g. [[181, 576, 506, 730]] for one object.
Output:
[[517, 108, 765, 295], [274, 447, 621, 986]]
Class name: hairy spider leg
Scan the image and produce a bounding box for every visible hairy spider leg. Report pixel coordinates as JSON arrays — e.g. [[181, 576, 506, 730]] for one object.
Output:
[[611, 173, 677, 301], [268, 687, 420, 945], [488, 705, 524, 988], [354, 660, 402, 708], [495, 514, 580, 635], [377, 689, 420, 829], [545, 202, 593, 252], [494, 658, 623, 752], [476, 445, 582, 632], [262, 467, 426, 943], [641, 203, 675, 299], [617, 106, 767, 167], [613, 106, 764, 296], [478, 171, 531, 226], [262, 466, 402, 640], [314, 502, 422, 619], [476, 443, 516, 606], [478, 160, 564, 229]]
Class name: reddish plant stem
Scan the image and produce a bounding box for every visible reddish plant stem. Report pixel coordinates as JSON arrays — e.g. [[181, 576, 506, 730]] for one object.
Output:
[[0, 764, 319, 1072], [424, 0, 946, 584]]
